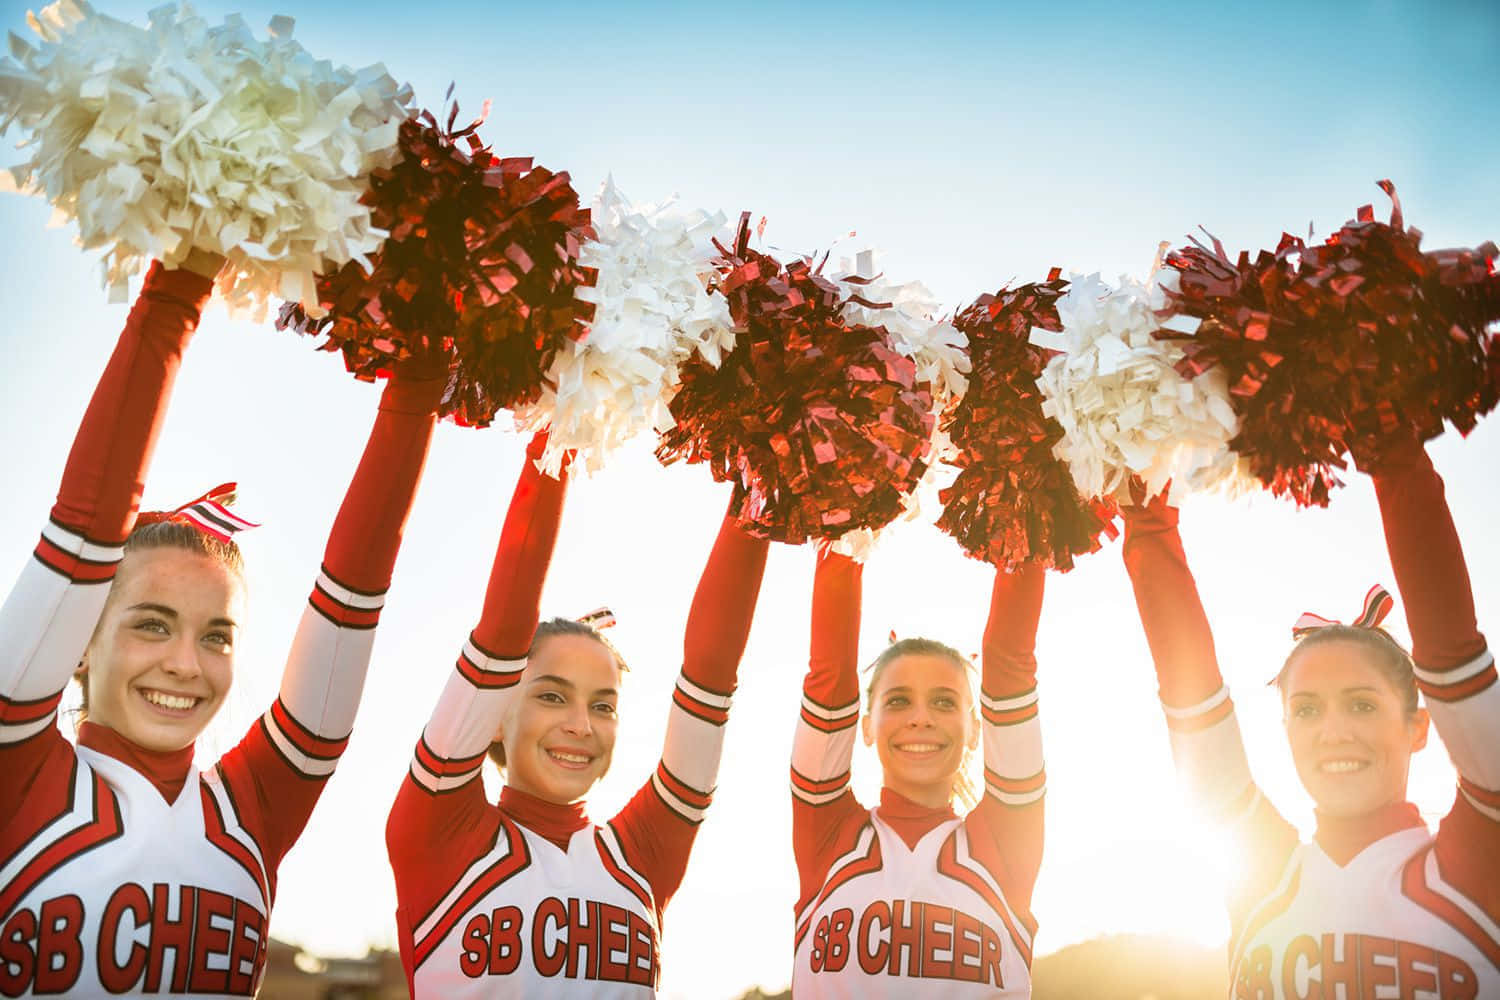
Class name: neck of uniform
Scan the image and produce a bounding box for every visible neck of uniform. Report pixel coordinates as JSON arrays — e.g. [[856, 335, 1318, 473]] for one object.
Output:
[[500, 784, 592, 852], [78, 720, 196, 803]]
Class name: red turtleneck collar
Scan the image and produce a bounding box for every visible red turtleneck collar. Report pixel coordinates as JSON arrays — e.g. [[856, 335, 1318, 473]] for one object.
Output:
[[499, 785, 592, 852], [1313, 800, 1425, 867], [77, 721, 196, 803], [876, 787, 959, 850]]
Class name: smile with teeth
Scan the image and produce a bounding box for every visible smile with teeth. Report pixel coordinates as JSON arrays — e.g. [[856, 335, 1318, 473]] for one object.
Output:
[[546, 749, 593, 769], [1319, 759, 1369, 774], [139, 688, 200, 713], [894, 742, 946, 754]]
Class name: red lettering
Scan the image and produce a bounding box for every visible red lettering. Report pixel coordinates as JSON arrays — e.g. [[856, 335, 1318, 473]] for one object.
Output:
[[145, 884, 194, 992], [1279, 934, 1319, 1000], [33, 895, 83, 995], [809, 914, 828, 974], [1397, 940, 1439, 1000], [1438, 950, 1478, 1000], [951, 907, 983, 983], [625, 910, 654, 987], [187, 888, 233, 994], [920, 903, 955, 980], [488, 906, 523, 976], [1237, 945, 1273, 1000], [824, 908, 853, 974], [1320, 934, 1358, 998], [564, 898, 599, 980], [596, 903, 629, 982], [1358, 935, 1398, 994], [228, 901, 262, 996], [857, 901, 890, 975], [98, 884, 149, 992], [532, 897, 566, 977], [887, 900, 921, 976], [459, 913, 490, 979], [979, 921, 1004, 988], [0, 908, 37, 996]]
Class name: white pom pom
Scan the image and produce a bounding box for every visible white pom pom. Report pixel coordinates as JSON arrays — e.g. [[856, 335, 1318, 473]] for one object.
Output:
[[825, 251, 970, 561], [1031, 261, 1252, 505], [0, 2, 411, 317], [513, 177, 736, 476]]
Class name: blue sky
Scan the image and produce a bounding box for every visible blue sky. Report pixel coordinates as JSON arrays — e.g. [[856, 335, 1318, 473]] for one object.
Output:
[[1, 1, 1497, 996]]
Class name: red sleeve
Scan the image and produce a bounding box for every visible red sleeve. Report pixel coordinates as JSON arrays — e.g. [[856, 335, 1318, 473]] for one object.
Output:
[[966, 563, 1046, 917], [789, 550, 871, 916], [0, 263, 210, 803], [216, 370, 442, 872], [387, 436, 567, 925], [1365, 441, 1499, 919], [609, 513, 770, 922], [1120, 498, 1298, 922]]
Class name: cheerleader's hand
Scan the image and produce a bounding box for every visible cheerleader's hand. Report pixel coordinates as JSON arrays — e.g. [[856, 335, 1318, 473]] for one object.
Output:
[[1120, 475, 1178, 529], [172, 248, 227, 280], [1348, 428, 1426, 478]]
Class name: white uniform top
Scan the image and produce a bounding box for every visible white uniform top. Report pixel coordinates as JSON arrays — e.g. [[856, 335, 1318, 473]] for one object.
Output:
[[1231, 826, 1499, 1000], [792, 812, 1033, 999], [409, 815, 660, 998], [0, 748, 271, 998]]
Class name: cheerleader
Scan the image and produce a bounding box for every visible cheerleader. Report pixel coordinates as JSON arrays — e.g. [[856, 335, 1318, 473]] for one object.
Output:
[[1120, 437, 1498, 998], [384, 439, 770, 997], [0, 257, 443, 997], [789, 549, 1047, 997]]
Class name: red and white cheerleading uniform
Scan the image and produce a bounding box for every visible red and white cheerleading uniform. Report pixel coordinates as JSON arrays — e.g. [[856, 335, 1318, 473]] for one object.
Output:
[[789, 551, 1047, 998], [1121, 442, 1499, 1000], [0, 263, 441, 998], [385, 452, 770, 998]]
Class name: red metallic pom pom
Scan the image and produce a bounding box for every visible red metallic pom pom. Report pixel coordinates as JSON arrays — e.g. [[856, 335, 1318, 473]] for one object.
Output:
[[656, 214, 935, 544], [937, 272, 1119, 571], [278, 96, 595, 427], [1164, 181, 1499, 504]]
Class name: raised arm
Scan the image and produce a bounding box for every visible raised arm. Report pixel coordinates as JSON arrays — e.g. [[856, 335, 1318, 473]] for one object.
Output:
[[210, 365, 443, 882], [965, 563, 1046, 923], [1364, 439, 1497, 915], [0, 263, 212, 801], [789, 549, 870, 913], [1120, 496, 1297, 911], [605, 511, 770, 921], [386, 434, 567, 947]]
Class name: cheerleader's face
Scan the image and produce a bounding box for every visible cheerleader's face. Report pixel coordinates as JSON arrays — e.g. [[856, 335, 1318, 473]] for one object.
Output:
[[500, 634, 620, 804], [1282, 639, 1429, 818], [81, 547, 243, 753], [862, 653, 979, 810]]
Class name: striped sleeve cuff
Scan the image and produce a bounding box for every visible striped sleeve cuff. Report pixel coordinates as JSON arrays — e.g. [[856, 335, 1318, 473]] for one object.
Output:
[[982, 686, 1044, 807], [0, 690, 64, 745], [1416, 647, 1500, 816], [34, 519, 124, 585], [260, 698, 350, 779], [408, 634, 526, 794], [307, 567, 386, 630], [791, 693, 858, 806], [1161, 685, 1257, 824], [655, 672, 736, 825]]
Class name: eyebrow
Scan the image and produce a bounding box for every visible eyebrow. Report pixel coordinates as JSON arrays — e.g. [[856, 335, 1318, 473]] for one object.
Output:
[[126, 604, 238, 631], [529, 674, 618, 697], [1288, 686, 1381, 698]]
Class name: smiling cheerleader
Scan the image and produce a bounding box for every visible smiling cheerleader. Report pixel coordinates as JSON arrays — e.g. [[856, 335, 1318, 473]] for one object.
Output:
[[1120, 434, 1498, 998], [788, 549, 1048, 997], [385, 434, 771, 997], [0, 254, 444, 997]]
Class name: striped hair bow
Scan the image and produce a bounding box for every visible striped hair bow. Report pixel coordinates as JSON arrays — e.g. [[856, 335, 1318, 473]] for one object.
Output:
[[576, 607, 617, 630], [136, 483, 260, 544], [1291, 585, 1394, 640]]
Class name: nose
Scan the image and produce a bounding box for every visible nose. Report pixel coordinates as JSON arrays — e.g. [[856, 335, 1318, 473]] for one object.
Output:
[[559, 702, 593, 738], [160, 636, 203, 681]]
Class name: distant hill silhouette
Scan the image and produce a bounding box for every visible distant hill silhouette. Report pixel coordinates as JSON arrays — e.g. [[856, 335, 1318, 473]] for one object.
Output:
[[735, 932, 1227, 999]]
